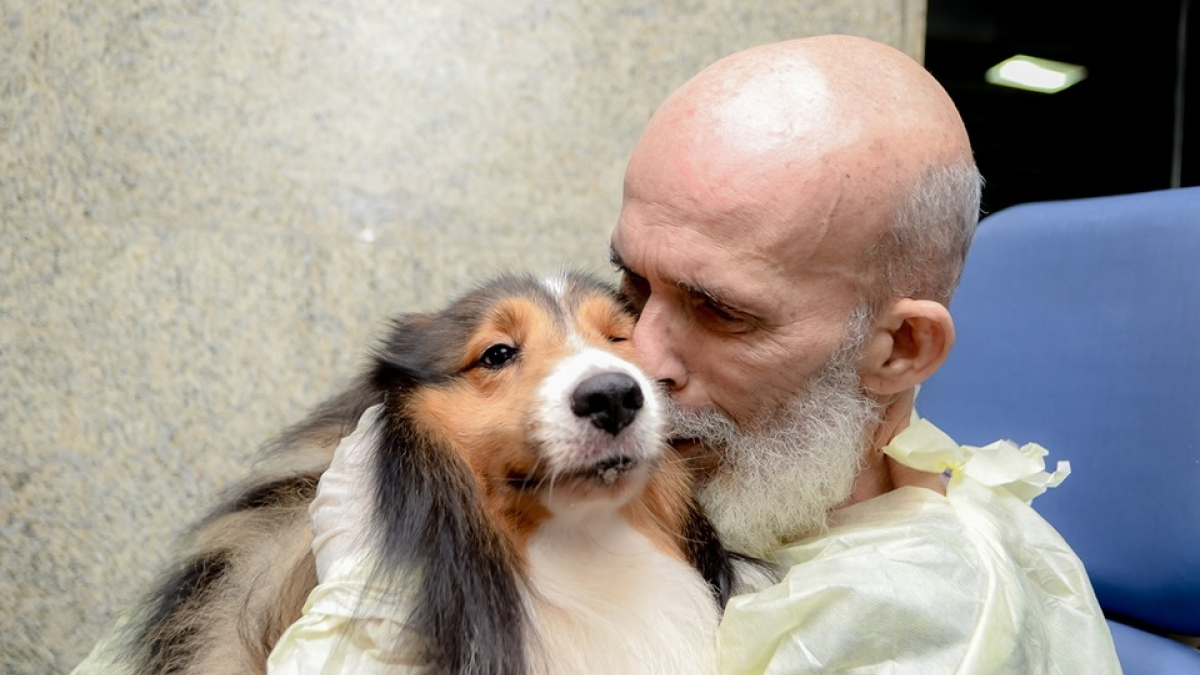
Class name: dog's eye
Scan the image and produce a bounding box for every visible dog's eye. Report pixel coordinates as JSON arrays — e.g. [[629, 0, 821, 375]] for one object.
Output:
[[607, 335, 629, 343], [478, 343, 519, 369]]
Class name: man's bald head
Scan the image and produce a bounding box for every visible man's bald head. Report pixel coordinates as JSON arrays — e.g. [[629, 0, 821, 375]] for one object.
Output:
[[625, 35, 980, 307], [612, 36, 980, 549]]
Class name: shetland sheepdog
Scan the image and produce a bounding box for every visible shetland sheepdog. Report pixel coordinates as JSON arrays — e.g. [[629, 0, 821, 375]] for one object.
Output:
[[107, 271, 742, 675]]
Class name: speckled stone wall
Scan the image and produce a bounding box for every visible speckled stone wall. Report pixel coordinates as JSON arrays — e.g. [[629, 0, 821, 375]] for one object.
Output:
[[0, 1, 923, 671]]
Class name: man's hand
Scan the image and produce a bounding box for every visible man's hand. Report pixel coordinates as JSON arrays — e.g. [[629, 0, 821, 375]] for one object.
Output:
[[309, 404, 384, 581]]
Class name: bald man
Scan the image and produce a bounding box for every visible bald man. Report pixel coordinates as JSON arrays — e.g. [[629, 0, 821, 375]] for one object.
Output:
[[609, 35, 968, 557], [258, 36, 1120, 675], [607, 35, 1121, 673]]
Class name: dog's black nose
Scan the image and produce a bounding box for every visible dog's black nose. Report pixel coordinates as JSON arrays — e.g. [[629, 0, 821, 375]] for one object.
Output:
[[571, 372, 644, 436]]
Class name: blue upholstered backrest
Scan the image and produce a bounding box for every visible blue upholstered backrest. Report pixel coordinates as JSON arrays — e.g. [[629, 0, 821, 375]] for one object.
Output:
[[918, 188, 1200, 636]]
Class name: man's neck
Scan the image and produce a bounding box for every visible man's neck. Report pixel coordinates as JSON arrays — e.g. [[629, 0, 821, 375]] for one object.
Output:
[[840, 389, 945, 508]]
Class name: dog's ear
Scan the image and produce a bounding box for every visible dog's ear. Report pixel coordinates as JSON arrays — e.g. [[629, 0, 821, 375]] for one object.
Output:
[[683, 502, 738, 607], [368, 397, 528, 674], [371, 314, 448, 390]]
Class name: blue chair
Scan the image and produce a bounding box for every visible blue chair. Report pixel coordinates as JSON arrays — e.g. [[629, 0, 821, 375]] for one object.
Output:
[[918, 188, 1200, 674]]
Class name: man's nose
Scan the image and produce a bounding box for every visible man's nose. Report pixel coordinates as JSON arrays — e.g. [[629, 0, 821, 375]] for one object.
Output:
[[631, 301, 687, 392]]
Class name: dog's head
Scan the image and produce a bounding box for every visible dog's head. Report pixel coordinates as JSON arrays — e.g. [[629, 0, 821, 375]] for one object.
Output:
[[371, 270, 666, 521], [359, 271, 730, 674]]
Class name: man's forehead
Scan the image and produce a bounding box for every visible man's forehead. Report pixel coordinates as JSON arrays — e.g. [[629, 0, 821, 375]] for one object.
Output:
[[624, 135, 889, 277], [617, 182, 861, 274], [611, 194, 873, 318]]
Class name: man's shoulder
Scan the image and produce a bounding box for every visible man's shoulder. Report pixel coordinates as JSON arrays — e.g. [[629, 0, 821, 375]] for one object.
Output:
[[776, 484, 1087, 607], [718, 491, 988, 674], [780, 486, 984, 577], [717, 486, 1121, 675], [780, 489, 988, 621]]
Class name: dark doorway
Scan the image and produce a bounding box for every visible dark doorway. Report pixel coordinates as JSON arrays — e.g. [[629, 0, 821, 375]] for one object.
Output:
[[925, 0, 1196, 213]]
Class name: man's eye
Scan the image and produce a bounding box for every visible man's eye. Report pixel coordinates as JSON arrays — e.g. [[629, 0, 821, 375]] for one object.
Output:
[[694, 299, 748, 328], [478, 344, 519, 369], [619, 272, 650, 311], [699, 300, 734, 320]]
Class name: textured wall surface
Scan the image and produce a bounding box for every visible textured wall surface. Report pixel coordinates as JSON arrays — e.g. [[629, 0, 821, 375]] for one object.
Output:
[[0, 1, 923, 671]]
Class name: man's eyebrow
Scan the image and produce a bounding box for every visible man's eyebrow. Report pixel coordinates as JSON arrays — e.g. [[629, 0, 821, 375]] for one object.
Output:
[[675, 280, 748, 316]]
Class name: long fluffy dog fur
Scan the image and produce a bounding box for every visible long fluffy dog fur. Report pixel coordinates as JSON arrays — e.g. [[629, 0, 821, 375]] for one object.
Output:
[[111, 271, 741, 675]]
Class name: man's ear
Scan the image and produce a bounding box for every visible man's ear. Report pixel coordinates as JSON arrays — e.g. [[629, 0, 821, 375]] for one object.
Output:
[[859, 299, 955, 396]]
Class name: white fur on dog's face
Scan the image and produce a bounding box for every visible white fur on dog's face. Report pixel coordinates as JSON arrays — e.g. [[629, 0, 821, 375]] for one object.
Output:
[[532, 346, 665, 515]]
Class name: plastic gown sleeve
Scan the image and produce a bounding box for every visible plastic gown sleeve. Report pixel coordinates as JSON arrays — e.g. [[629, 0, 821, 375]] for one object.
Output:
[[715, 416, 1123, 675], [70, 612, 139, 675], [269, 403, 426, 674], [267, 553, 425, 675]]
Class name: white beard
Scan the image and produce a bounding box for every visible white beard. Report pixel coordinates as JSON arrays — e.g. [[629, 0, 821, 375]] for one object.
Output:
[[673, 333, 882, 559]]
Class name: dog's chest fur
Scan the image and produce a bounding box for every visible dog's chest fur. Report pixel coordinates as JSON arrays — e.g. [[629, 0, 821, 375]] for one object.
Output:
[[522, 512, 718, 675]]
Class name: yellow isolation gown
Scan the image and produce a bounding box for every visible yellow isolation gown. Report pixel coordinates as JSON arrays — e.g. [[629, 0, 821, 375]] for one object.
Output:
[[715, 416, 1123, 675]]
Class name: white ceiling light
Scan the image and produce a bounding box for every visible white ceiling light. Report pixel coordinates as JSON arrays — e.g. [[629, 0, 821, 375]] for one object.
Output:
[[985, 55, 1087, 94]]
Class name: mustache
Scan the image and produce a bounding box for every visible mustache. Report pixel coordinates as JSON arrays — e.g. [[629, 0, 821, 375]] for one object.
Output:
[[664, 401, 738, 443]]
